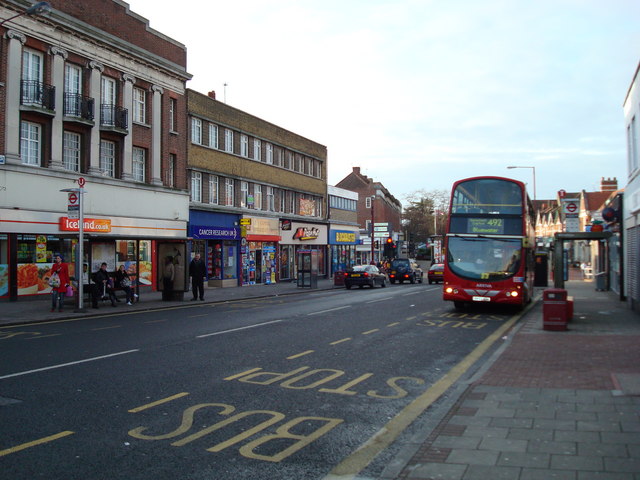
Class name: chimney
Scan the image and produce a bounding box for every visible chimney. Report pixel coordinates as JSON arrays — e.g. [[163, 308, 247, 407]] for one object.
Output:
[[600, 177, 617, 192], [353, 167, 361, 175], [208, 91, 216, 100]]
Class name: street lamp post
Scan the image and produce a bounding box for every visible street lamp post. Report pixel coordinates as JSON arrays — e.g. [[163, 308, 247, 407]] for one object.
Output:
[[507, 166, 536, 200], [0, 2, 50, 26]]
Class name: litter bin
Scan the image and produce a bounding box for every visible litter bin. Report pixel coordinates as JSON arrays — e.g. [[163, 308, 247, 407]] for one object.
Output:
[[595, 272, 606, 291], [333, 271, 345, 287], [542, 288, 568, 331]]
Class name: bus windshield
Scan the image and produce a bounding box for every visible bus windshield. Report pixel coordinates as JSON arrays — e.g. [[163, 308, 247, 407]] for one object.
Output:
[[447, 236, 522, 281], [451, 178, 523, 215]]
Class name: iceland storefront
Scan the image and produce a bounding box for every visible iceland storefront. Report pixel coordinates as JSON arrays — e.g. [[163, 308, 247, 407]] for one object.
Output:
[[189, 211, 241, 287]]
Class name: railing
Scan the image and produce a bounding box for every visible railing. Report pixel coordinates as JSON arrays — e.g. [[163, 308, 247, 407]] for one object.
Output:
[[100, 104, 128, 130], [64, 93, 95, 121], [20, 80, 55, 110]]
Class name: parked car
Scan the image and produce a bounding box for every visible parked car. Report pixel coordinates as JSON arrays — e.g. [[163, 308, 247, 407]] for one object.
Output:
[[388, 258, 423, 284], [344, 265, 388, 289], [428, 263, 445, 284]]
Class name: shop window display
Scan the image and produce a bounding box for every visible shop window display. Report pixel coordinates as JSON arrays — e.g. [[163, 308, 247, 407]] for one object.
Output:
[[15, 235, 76, 296]]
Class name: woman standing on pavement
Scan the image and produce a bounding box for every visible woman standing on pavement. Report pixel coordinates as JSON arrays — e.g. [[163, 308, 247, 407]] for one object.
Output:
[[48, 254, 70, 312]]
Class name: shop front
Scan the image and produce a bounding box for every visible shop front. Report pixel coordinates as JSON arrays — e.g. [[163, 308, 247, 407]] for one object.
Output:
[[329, 227, 360, 275], [0, 208, 186, 301], [280, 220, 328, 281], [189, 211, 241, 288], [241, 216, 280, 285]]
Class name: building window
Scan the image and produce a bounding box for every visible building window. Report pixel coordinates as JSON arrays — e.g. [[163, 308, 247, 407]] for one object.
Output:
[[225, 129, 234, 153], [21, 49, 43, 105], [64, 63, 82, 117], [287, 191, 295, 214], [285, 151, 293, 170], [279, 189, 285, 212], [241, 181, 249, 208], [20, 121, 40, 166], [166, 154, 175, 187], [191, 118, 202, 145], [629, 117, 639, 174], [275, 148, 282, 167], [133, 87, 146, 124], [209, 175, 219, 204], [101, 76, 117, 126], [191, 171, 202, 203], [169, 98, 177, 132], [63, 131, 81, 172], [254, 139, 261, 161], [225, 178, 234, 206], [209, 124, 218, 149], [267, 186, 275, 211], [100, 140, 115, 177], [254, 184, 262, 210], [241, 134, 249, 157], [266, 143, 273, 164], [132, 147, 146, 182]]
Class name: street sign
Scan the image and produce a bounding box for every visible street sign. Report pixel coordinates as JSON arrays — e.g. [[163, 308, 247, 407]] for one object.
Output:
[[68, 192, 79, 205], [239, 218, 251, 225], [78, 177, 86, 187], [563, 201, 578, 216]]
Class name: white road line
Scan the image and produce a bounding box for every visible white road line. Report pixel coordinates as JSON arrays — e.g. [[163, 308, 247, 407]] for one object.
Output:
[[366, 297, 393, 303], [307, 305, 351, 316], [402, 291, 423, 296], [0, 349, 139, 380], [196, 319, 282, 338]]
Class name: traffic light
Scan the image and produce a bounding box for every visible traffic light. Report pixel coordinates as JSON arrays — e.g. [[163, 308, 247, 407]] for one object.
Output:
[[383, 237, 396, 258], [374, 240, 380, 249]]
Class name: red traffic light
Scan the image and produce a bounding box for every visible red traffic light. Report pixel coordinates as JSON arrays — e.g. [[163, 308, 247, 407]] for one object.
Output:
[[386, 237, 393, 244]]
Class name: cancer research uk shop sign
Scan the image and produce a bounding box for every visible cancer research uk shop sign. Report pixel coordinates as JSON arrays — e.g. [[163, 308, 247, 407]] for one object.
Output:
[[191, 225, 240, 240]]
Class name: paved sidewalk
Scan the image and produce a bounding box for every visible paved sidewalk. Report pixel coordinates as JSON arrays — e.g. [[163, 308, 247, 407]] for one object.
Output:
[[383, 280, 640, 480]]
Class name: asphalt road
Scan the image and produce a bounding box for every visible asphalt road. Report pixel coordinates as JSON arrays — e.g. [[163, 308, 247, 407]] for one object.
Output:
[[0, 283, 519, 479]]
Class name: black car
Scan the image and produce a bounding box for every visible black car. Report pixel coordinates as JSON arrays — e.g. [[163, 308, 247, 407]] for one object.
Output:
[[388, 258, 424, 284], [344, 265, 388, 289]]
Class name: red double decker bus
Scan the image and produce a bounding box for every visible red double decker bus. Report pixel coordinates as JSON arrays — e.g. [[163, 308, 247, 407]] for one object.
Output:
[[443, 176, 535, 309]]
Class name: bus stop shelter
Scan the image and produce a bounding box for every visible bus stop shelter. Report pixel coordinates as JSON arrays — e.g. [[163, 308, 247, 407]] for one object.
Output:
[[552, 231, 612, 289]]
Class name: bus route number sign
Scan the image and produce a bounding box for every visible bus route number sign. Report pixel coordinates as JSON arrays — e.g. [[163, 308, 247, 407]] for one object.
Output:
[[468, 218, 504, 235]]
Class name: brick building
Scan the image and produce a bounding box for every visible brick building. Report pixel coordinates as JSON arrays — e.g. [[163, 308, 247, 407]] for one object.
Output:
[[187, 89, 328, 285], [0, 0, 191, 301], [336, 166, 402, 263]]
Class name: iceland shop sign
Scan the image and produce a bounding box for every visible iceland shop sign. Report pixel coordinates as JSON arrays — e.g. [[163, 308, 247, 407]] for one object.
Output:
[[191, 225, 240, 240]]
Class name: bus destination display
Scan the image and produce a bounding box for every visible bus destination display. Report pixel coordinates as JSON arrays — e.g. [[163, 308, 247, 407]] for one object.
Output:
[[468, 218, 504, 234]]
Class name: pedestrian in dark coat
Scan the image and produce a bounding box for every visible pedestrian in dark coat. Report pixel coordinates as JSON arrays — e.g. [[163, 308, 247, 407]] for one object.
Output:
[[189, 253, 206, 301]]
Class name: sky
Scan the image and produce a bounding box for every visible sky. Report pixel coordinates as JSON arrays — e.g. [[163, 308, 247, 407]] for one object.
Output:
[[127, 0, 639, 205]]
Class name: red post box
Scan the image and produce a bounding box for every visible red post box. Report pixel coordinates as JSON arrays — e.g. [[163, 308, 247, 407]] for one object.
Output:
[[543, 288, 568, 331]]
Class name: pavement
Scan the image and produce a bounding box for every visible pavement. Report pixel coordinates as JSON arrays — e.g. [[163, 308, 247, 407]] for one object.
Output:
[[2, 272, 639, 480]]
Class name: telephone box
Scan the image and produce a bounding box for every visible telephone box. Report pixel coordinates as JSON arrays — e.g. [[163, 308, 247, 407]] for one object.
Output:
[[297, 250, 318, 288]]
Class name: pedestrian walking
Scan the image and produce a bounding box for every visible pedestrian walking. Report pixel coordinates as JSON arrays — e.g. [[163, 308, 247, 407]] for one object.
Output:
[[48, 253, 70, 312], [189, 253, 206, 301], [162, 255, 175, 301]]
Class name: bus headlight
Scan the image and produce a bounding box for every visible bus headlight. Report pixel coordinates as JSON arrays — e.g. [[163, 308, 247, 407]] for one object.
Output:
[[506, 290, 519, 297], [445, 287, 458, 294]]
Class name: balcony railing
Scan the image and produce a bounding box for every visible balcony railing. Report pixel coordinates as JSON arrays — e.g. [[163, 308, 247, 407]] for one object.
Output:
[[64, 93, 95, 121], [100, 104, 128, 131], [20, 80, 55, 111]]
